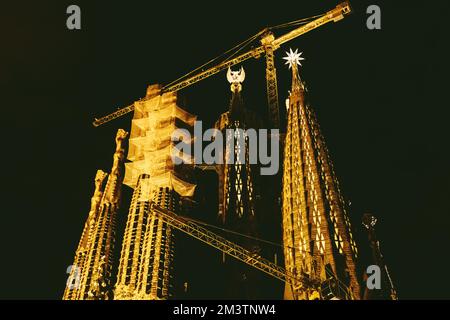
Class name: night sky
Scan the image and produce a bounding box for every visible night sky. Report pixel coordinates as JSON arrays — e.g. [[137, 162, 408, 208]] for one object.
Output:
[[1, 0, 449, 299]]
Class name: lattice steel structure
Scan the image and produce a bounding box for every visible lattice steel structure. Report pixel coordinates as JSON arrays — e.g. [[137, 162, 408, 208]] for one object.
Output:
[[63, 129, 128, 300], [281, 52, 360, 299]]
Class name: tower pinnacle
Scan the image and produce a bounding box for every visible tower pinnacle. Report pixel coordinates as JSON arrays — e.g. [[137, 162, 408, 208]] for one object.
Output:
[[283, 48, 304, 93], [227, 66, 245, 93]]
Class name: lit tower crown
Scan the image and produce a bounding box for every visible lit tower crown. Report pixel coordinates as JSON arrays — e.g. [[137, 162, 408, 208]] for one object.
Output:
[[227, 66, 246, 93], [281, 49, 360, 300], [283, 48, 305, 93]]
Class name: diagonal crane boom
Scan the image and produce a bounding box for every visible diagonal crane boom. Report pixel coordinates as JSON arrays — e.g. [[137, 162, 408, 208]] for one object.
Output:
[[93, 1, 352, 127], [151, 203, 352, 299], [149, 203, 320, 292]]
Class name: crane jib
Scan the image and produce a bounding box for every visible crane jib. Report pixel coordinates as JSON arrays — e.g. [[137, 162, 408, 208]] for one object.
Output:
[[92, 1, 352, 127], [162, 48, 265, 93]]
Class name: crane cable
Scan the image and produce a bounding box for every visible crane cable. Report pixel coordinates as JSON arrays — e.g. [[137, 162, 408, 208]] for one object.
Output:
[[162, 13, 324, 91], [160, 9, 350, 297], [271, 13, 325, 30], [179, 214, 289, 250], [163, 28, 266, 90]]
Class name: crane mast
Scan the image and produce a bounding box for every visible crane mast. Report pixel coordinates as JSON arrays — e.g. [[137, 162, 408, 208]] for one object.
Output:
[[261, 33, 280, 128], [92, 1, 352, 127]]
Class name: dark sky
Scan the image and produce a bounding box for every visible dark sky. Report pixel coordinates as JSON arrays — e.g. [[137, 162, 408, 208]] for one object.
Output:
[[1, 0, 449, 299]]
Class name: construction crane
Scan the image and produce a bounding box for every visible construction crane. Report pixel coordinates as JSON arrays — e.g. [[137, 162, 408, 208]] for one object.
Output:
[[93, 1, 352, 128], [150, 203, 351, 300]]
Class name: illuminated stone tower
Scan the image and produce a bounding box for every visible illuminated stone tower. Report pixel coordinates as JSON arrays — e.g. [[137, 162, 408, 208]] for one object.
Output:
[[281, 49, 360, 300], [216, 68, 260, 228], [215, 67, 263, 298], [63, 129, 128, 300], [114, 85, 196, 300]]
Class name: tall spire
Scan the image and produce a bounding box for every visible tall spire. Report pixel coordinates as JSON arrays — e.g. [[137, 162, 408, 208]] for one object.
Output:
[[63, 170, 107, 300], [281, 49, 360, 300], [226, 66, 246, 119], [219, 66, 257, 223], [214, 67, 262, 298], [63, 128, 128, 300]]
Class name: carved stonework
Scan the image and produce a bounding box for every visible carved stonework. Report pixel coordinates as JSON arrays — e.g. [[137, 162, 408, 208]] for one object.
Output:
[[64, 129, 128, 300]]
